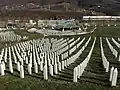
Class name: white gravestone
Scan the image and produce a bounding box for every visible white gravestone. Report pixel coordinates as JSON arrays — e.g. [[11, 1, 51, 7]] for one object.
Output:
[[28, 64, 32, 75], [34, 63, 38, 73], [58, 62, 61, 71], [40, 62, 43, 71], [73, 67, 78, 82], [20, 65, 24, 78], [109, 67, 114, 82], [54, 64, 58, 74], [43, 65, 48, 80], [9, 59, 13, 73], [0, 63, 5, 75], [62, 61, 65, 70], [17, 62, 20, 71], [111, 68, 118, 86], [49, 64, 53, 76]]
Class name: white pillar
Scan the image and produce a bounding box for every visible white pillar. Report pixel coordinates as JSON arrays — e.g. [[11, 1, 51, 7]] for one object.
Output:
[[43, 65, 48, 80], [26, 57, 28, 64], [9, 59, 13, 73], [64, 60, 67, 68], [77, 65, 80, 78], [38, 59, 41, 65], [66, 59, 69, 66], [62, 28, 64, 32], [62, 61, 65, 70], [17, 62, 20, 71], [51, 58, 54, 65], [54, 64, 58, 74], [2, 61, 5, 70], [106, 62, 109, 72], [0, 63, 5, 75], [48, 59, 51, 66], [111, 68, 118, 86], [40, 62, 43, 71], [34, 63, 38, 73], [49, 64, 53, 76], [14, 55, 17, 64], [79, 64, 82, 76], [73, 67, 78, 82], [58, 62, 61, 71], [109, 67, 114, 82], [20, 65, 24, 78], [57, 56, 60, 63], [28, 64, 32, 75], [21, 58, 24, 65]]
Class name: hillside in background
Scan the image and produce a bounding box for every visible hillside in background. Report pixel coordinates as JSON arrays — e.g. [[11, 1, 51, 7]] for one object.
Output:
[[0, 0, 120, 15]]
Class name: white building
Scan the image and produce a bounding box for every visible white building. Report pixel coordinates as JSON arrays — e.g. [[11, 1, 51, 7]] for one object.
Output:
[[83, 16, 120, 20]]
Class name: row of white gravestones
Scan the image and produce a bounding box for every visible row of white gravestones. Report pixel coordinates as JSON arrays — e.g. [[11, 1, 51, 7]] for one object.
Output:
[[43, 37, 89, 77], [109, 67, 118, 86], [53, 37, 76, 53], [51, 38, 63, 46], [67, 37, 91, 66], [62, 37, 85, 60], [68, 38, 74, 44], [48, 37, 88, 77], [51, 39, 68, 53], [59, 44, 68, 55], [76, 37, 81, 42], [100, 37, 109, 72], [0, 37, 72, 79], [70, 40, 76, 48], [50, 38, 58, 43], [51, 38, 75, 56], [62, 51, 69, 60], [112, 38, 120, 48], [54, 37, 79, 56], [4, 38, 49, 64], [52, 39, 67, 50], [0, 36, 87, 80], [69, 45, 77, 55], [0, 31, 22, 42], [4, 36, 83, 78], [62, 38, 81, 59], [0, 38, 46, 76], [73, 37, 96, 82], [77, 37, 85, 48], [24, 40, 50, 77], [106, 37, 118, 58]]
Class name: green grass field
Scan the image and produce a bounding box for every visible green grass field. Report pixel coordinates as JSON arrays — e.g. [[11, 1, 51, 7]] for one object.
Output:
[[0, 24, 120, 90], [94, 25, 120, 37]]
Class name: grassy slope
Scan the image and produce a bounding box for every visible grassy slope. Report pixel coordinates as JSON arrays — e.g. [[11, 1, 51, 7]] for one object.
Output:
[[90, 25, 120, 37], [0, 26, 120, 90]]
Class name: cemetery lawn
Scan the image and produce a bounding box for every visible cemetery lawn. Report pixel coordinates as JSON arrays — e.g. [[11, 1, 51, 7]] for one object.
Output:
[[13, 30, 44, 40], [92, 25, 120, 37], [0, 25, 120, 90], [0, 75, 117, 90]]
